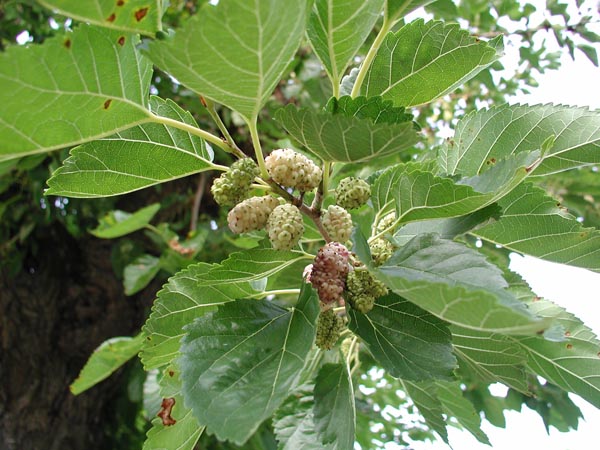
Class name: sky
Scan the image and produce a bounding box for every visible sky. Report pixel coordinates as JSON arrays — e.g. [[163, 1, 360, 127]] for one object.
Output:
[[404, 1, 600, 449]]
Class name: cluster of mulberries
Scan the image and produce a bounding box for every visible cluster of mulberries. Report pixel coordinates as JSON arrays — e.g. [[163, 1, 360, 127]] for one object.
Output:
[[266, 204, 304, 250], [309, 242, 350, 305], [227, 196, 280, 234], [335, 177, 370, 210], [265, 148, 322, 192], [321, 205, 353, 243], [346, 268, 388, 314], [315, 308, 345, 350], [211, 158, 259, 206]]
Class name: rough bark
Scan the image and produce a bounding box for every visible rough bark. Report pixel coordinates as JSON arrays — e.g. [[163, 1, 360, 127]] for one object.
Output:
[[0, 223, 149, 450]]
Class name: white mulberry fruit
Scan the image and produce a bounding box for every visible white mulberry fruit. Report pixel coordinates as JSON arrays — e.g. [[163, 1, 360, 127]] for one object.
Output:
[[376, 211, 397, 233], [322, 205, 353, 243], [369, 237, 394, 266], [310, 242, 350, 305], [227, 196, 280, 234], [265, 148, 322, 191], [315, 308, 345, 350], [335, 177, 371, 210], [210, 158, 259, 206], [266, 204, 304, 250], [346, 268, 388, 314]]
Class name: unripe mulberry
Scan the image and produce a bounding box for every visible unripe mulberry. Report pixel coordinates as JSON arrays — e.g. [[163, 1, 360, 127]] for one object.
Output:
[[265, 148, 322, 191], [376, 211, 396, 233], [322, 205, 353, 243], [227, 196, 280, 234], [369, 237, 394, 266], [211, 158, 259, 206], [335, 177, 371, 210], [310, 242, 350, 305], [315, 308, 345, 350], [346, 268, 388, 314], [266, 204, 304, 250]]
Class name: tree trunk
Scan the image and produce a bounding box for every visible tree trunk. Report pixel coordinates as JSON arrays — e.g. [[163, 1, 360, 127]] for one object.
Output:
[[0, 223, 149, 450]]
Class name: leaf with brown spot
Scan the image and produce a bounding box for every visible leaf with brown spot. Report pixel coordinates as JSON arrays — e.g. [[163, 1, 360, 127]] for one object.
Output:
[[157, 398, 177, 426], [38, 0, 161, 36], [103, 99, 112, 109], [117, 36, 125, 46]]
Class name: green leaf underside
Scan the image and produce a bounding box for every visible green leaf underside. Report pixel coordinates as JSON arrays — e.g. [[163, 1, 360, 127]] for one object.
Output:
[[402, 380, 448, 443], [307, 0, 384, 85], [141, 249, 305, 370], [0, 25, 153, 161], [275, 104, 418, 162], [440, 104, 600, 177], [386, 0, 437, 21], [180, 284, 319, 444], [124, 254, 161, 295], [146, 0, 308, 122], [313, 363, 356, 449], [392, 204, 500, 246], [435, 381, 490, 445], [372, 153, 538, 225], [473, 183, 600, 272], [325, 96, 414, 125], [273, 385, 334, 450], [451, 325, 529, 393], [354, 232, 547, 334], [46, 96, 213, 197], [364, 20, 502, 107], [70, 333, 144, 395], [38, 0, 162, 36], [144, 365, 204, 450], [90, 203, 160, 239], [348, 293, 456, 381], [508, 274, 600, 409]]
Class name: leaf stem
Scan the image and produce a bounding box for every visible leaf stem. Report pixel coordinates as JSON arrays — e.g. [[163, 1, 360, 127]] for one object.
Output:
[[200, 96, 246, 159], [350, 17, 392, 98], [248, 118, 270, 180]]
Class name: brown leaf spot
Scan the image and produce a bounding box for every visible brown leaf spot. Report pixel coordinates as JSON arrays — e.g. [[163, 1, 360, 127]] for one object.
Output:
[[157, 398, 177, 426], [107, 13, 116, 22], [117, 0, 125, 6], [168, 370, 175, 377], [63, 39, 71, 49], [117, 36, 126, 46], [200, 96, 208, 107], [103, 99, 112, 110], [566, 343, 573, 350], [135, 7, 149, 21], [532, 296, 541, 302], [565, 331, 571, 337]]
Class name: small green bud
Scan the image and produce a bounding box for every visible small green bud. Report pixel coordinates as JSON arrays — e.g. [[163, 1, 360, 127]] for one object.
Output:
[[210, 158, 259, 206], [335, 177, 371, 210], [346, 268, 388, 314]]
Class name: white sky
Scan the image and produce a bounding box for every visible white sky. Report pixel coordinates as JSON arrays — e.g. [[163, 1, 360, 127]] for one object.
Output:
[[402, 1, 600, 449]]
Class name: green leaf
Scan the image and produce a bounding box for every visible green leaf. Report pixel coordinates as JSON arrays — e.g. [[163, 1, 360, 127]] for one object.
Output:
[[0, 25, 153, 161], [508, 275, 600, 408], [354, 232, 548, 334], [141, 263, 256, 370], [440, 104, 600, 177], [313, 363, 356, 449], [307, 0, 384, 87], [451, 325, 529, 394], [325, 95, 415, 125], [273, 385, 334, 450], [386, 0, 437, 21], [144, 365, 204, 450], [90, 203, 160, 239], [38, 0, 163, 36], [70, 333, 144, 395], [401, 380, 448, 443], [124, 254, 161, 296], [180, 284, 319, 444], [578, 44, 598, 67], [275, 104, 418, 163], [146, 0, 309, 122], [46, 96, 214, 197], [347, 293, 456, 380], [436, 381, 490, 445], [372, 153, 539, 226], [363, 20, 502, 106], [473, 183, 600, 272]]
